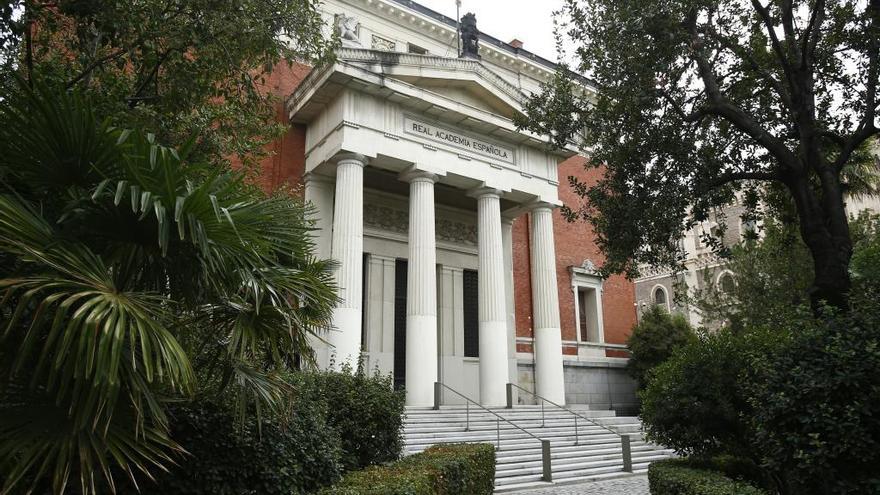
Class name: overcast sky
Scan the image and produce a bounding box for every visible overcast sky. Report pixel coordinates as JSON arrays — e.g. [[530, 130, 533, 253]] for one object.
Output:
[[414, 0, 566, 62]]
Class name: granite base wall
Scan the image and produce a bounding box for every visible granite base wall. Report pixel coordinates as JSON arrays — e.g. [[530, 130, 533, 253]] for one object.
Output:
[[516, 359, 639, 415]]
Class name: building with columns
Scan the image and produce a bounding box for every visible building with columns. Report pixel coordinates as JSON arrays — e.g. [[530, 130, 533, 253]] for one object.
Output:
[[258, 0, 639, 411]]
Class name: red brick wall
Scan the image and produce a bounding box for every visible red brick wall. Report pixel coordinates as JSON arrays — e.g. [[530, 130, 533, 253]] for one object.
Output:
[[241, 61, 312, 194], [512, 156, 637, 356]]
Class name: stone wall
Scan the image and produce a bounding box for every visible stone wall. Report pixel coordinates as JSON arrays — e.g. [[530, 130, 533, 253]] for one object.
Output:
[[517, 359, 639, 415]]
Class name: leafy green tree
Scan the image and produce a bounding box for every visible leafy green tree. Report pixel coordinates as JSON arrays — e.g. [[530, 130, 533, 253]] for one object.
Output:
[[0, 84, 337, 494], [685, 212, 880, 329], [626, 305, 696, 389], [520, 0, 880, 311], [683, 220, 814, 330], [2, 0, 333, 165]]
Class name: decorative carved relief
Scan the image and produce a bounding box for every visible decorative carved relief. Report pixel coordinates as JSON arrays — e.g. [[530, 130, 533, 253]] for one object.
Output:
[[371, 34, 396, 51], [363, 202, 477, 247], [437, 218, 477, 246], [364, 203, 407, 234]]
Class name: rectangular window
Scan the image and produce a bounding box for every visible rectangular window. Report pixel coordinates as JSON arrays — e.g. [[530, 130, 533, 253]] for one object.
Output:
[[408, 43, 428, 55], [463, 269, 479, 358], [577, 286, 601, 343]]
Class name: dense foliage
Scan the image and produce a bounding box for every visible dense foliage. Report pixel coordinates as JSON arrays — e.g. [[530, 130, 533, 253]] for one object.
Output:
[[520, 0, 880, 310], [683, 220, 814, 330], [626, 306, 696, 388], [2, 0, 333, 166], [744, 312, 880, 495], [319, 443, 496, 495], [685, 213, 880, 329], [648, 459, 768, 495], [138, 398, 343, 495], [640, 330, 771, 459], [129, 368, 404, 494], [293, 364, 406, 472], [640, 308, 880, 495], [0, 85, 337, 493]]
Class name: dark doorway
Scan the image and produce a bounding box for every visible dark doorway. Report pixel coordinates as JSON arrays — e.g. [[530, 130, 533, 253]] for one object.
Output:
[[463, 269, 479, 357], [393, 259, 408, 390]]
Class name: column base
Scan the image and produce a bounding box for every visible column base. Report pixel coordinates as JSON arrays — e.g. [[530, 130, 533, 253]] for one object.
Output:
[[479, 319, 509, 406], [405, 314, 438, 407], [328, 307, 362, 371], [534, 326, 566, 404]]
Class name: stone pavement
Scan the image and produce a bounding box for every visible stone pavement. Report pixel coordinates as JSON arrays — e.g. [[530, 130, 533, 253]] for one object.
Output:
[[505, 475, 649, 495]]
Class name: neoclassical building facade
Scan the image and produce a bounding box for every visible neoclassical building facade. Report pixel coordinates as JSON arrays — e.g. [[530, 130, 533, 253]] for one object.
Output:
[[257, 0, 639, 411]]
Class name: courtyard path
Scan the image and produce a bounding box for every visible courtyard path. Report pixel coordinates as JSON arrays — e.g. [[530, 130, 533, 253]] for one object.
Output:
[[504, 474, 649, 495]]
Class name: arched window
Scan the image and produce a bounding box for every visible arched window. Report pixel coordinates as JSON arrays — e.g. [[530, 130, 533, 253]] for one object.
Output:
[[718, 272, 736, 294], [653, 286, 668, 307]]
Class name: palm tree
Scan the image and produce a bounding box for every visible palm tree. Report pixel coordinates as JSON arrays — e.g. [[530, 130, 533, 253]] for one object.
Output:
[[0, 82, 338, 494]]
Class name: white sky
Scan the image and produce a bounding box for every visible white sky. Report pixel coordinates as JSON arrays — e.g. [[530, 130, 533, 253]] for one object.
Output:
[[414, 0, 566, 62]]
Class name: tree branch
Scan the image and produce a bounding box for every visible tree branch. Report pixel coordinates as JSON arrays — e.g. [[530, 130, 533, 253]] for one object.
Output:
[[65, 47, 128, 89], [801, 0, 826, 69], [750, 0, 794, 79], [686, 10, 798, 171], [696, 171, 779, 195], [701, 23, 795, 113]]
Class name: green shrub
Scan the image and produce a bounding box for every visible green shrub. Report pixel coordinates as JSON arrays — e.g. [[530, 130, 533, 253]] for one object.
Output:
[[639, 329, 771, 458], [743, 312, 880, 495], [293, 363, 406, 471], [320, 443, 496, 495], [648, 459, 768, 495], [627, 306, 697, 388], [139, 398, 343, 495]]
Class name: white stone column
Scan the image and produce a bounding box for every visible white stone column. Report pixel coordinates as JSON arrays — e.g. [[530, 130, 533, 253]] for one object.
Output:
[[530, 204, 566, 404], [303, 173, 335, 259], [304, 173, 336, 369], [502, 218, 518, 404], [475, 188, 509, 406], [401, 168, 439, 406], [328, 153, 367, 370]]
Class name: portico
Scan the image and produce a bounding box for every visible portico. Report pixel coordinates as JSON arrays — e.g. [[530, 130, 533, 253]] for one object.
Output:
[[289, 48, 575, 406]]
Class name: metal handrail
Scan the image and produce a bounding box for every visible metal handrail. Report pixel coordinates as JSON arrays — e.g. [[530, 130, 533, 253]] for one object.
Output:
[[507, 382, 634, 472], [433, 382, 553, 482]]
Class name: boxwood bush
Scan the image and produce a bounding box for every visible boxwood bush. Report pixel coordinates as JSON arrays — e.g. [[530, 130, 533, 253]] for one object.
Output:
[[128, 366, 405, 494], [139, 398, 344, 495], [626, 305, 697, 389], [319, 443, 496, 495], [648, 459, 768, 495], [293, 363, 406, 471]]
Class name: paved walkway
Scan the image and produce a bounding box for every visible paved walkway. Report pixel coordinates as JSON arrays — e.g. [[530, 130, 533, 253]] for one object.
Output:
[[506, 475, 649, 495]]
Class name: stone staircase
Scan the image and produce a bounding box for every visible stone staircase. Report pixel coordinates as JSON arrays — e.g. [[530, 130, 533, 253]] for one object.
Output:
[[403, 405, 675, 492]]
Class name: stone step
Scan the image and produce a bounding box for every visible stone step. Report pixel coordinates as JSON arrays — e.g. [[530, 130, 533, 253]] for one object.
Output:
[[400, 405, 674, 489]]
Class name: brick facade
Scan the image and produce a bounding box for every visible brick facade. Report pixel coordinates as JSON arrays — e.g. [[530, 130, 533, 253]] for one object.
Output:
[[510, 156, 637, 357]]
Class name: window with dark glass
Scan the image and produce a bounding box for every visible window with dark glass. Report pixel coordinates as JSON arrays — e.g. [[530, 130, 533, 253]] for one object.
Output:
[[463, 269, 479, 358]]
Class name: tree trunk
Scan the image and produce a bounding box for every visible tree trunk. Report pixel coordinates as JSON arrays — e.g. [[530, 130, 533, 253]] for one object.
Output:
[[788, 175, 852, 313]]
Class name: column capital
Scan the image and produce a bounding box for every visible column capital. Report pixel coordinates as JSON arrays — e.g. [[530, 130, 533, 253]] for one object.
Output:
[[399, 165, 439, 184], [303, 172, 335, 186], [334, 152, 369, 167], [525, 200, 560, 213], [467, 185, 504, 200]]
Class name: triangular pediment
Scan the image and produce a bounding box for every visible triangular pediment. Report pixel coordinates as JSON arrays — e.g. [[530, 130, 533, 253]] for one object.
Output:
[[336, 49, 527, 119], [392, 77, 518, 118]]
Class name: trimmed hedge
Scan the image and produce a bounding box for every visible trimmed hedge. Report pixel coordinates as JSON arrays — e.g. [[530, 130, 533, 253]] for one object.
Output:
[[648, 459, 768, 495], [319, 443, 496, 495]]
